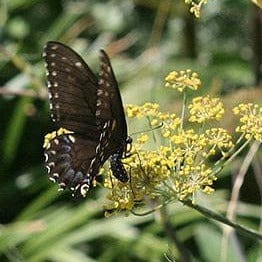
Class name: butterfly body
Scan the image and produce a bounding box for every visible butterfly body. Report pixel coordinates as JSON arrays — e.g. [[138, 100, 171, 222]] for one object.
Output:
[[43, 41, 130, 197], [110, 152, 128, 183]]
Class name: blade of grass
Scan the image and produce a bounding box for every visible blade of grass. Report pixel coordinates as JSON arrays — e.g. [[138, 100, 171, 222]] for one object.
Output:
[[2, 96, 32, 175]]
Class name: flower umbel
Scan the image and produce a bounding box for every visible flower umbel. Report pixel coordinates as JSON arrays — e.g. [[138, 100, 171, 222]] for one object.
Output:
[[205, 128, 233, 151], [104, 98, 234, 212], [173, 164, 215, 201], [185, 0, 208, 18], [43, 128, 73, 149], [102, 71, 258, 215], [126, 103, 160, 119], [165, 70, 201, 92], [233, 103, 262, 141], [188, 96, 225, 123]]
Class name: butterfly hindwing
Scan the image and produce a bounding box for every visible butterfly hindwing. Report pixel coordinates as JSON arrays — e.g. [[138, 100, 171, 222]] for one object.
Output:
[[44, 131, 108, 196]]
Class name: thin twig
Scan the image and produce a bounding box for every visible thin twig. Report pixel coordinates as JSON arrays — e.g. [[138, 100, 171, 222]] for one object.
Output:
[[148, 0, 172, 47], [220, 141, 261, 262], [228, 141, 261, 220], [131, 198, 174, 216], [213, 137, 251, 177], [0, 87, 47, 99], [180, 91, 187, 129], [106, 32, 138, 56], [252, 154, 262, 231]]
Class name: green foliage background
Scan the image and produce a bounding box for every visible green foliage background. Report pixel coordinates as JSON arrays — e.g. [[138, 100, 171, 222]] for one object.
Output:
[[0, 0, 261, 261]]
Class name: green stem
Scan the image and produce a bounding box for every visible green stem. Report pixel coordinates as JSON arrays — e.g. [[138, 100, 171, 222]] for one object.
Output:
[[131, 198, 174, 216], [214, 133, 245, 168], [133, 197, 262, 241], [180, 91, 187, 130], [182, 200, 262, 241], [199, 144, 217, 165], [220, 140, 261, 262], [213, 137, 251, 177], [146, 116, 158, 145]]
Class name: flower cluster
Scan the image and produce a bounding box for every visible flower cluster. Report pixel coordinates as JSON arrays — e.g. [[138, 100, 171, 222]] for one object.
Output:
[[173, 164, 215, 200], [43, 128, 73, 149], [188, 96, 225, 123], [104, 145, 176, 211], [205, 128, 233, 155], [104, 101, 234, 212], [233, 103, 262, 141], [126, 103, 160, 119], [165, 70, 201, 92], [185, 0, 208, 18], [100, 70, 260, 215]]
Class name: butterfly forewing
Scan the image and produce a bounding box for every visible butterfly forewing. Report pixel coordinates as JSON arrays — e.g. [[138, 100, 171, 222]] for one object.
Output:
[[97, 50, 128, 152], [43, 41, 99, 134], [97, 51, 130, 182]]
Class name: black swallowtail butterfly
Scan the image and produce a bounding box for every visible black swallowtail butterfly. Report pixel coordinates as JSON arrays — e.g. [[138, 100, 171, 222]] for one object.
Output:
[[43, 41, 131, 197]]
